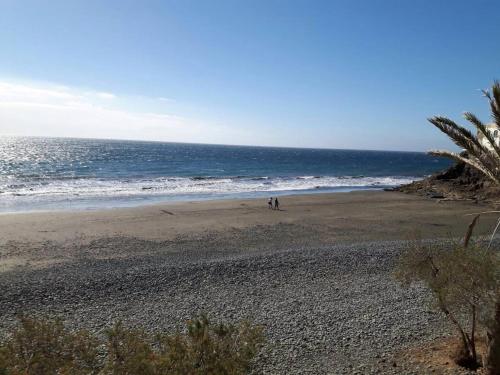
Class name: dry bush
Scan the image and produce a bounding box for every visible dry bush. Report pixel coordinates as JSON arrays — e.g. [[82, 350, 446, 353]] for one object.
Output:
[[0, 316, 100, 375], [394, 239, 500, 370], [102, 321, 156, 375], [0, 315, 264, 375], [155, 315, 264, 375]]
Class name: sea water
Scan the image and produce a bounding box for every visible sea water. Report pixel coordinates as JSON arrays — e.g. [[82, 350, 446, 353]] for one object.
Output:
[[0, 137, 451, 212]]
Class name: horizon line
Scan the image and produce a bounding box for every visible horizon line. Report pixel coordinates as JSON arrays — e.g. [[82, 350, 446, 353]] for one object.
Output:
[[0, 133, 431, 154]]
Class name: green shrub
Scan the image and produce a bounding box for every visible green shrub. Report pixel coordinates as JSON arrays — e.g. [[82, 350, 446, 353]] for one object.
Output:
[[156, 315, 264, 375], [102, 321, 156, 375], [0, 315, 264, 375], [0, 316, 100, 375]]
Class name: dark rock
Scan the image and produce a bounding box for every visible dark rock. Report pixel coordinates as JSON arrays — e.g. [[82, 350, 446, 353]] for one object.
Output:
[[429, 193, 444, 199], [395, 162, 500, 202]]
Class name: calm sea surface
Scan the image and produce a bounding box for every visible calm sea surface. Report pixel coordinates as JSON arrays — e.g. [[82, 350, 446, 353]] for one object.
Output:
[[0, 137, 451, 212]]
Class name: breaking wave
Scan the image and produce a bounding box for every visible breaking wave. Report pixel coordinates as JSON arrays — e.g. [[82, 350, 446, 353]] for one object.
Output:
[[0, 137, 448, 211], [0, 175, 417, 201]]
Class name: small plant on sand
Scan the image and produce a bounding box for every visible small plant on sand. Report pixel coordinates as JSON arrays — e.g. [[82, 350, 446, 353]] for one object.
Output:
[[394, 219, 500, 372], [0, 315, 264, 375]]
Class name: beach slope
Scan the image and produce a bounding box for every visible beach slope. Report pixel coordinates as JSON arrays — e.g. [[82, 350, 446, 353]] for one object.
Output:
[[0, 191, 496, 373]]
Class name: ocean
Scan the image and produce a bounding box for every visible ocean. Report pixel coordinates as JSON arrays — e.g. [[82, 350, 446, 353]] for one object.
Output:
[[0, 137, 451, 213]]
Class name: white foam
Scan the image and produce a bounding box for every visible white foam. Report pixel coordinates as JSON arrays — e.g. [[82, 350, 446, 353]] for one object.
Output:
[[0, 175, 418, 200]]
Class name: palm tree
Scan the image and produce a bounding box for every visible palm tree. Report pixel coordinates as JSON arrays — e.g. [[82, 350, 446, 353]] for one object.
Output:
[[429, 81, 500, 374], [428, 81, 500, 185]]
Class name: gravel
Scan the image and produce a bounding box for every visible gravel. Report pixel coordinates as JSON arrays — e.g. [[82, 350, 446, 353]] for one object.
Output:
[[0, 232, 458, 374]]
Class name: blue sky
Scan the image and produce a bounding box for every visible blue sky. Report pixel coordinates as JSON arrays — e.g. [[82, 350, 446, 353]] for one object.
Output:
[[0, 0, 499, 151]]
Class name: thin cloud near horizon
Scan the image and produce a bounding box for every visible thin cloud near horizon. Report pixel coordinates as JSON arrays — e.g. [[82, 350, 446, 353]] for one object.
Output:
[[0, 79, 259, 146], [0, 78, 459, 152]]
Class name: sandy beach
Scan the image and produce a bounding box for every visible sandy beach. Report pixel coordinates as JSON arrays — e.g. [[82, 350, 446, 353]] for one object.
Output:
[[0, 190, 497, 373], [0, 190, 497, 272], [4, 1, 500, 372], [1, 190, 497, 245]]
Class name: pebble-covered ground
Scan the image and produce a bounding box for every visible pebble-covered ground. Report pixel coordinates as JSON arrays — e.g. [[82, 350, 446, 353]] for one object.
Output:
[[0, 227, 465, 374]]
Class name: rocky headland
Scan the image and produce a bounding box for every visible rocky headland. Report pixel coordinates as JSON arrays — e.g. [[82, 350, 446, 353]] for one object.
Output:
[[396, 162, 500, 203]]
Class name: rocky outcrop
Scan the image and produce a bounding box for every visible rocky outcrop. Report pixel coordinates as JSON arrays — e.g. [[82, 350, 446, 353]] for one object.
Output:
[[396, 162, 500, 202]]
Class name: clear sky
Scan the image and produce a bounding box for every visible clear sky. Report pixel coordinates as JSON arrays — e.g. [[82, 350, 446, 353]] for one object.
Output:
[[1, 0, 499, 151]]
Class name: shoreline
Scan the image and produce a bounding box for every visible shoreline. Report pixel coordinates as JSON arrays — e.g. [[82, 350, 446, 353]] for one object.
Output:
[[0, 182, 416, 215], [0, 189, 497, 246], [0, 186, 387, 215]]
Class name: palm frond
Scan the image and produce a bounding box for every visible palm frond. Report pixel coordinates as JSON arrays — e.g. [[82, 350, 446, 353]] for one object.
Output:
[[428, 117, 482, 153], [429, 150, 500, 184], [483, 81, 500, 126], [464, 214, 480, 248], [429, 81, 500, 185], [464, 112, 500, 159]]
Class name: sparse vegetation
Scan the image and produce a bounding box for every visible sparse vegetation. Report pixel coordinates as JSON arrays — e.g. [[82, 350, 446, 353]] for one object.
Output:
[[394, 222, 500, 372], [0, 316, 100, 375], [0, 315, 264, 375], [426, 81, 500, 374]]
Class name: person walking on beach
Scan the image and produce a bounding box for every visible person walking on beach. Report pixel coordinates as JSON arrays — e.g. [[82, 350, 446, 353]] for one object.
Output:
[[268, 197, 273, 209], [274, 197, 279, 210]]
